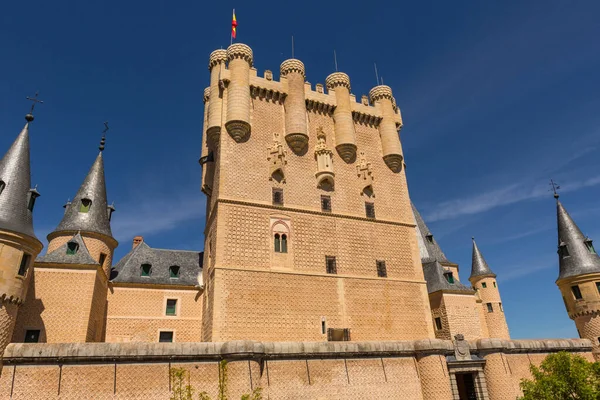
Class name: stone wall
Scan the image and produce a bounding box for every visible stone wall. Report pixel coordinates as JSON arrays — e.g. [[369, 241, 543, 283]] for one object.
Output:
[[0, 338, 591, 400]]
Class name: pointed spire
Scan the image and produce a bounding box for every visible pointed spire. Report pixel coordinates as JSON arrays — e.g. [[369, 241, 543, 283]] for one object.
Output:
[[52, 150, 113, 239], [0, 118, 39, 240], [470, 237, 495, 280], [556, 200, 600, 280]]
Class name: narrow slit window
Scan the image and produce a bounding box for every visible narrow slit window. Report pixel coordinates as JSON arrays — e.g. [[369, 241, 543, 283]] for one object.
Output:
[[596, 282, 600, 294], [17, 254, 31, 277], [141, 264, 152, 277], [166, 299, 177, 316], [274, 234, 281, 252], [572, 285, 583, 300], [66, 242, 79, 255], [434, 317, 442, 331], [80, 198, 92, 213], [272, 188, 283, 206], [321, 318, 326, 334], [482, 282, 487, 289], [27, 189, 39, 211], [99, 253, 107, 267], [585, 239, 596, 254], [493, 281, 497, 288], [326, 256, 337, 274], [486, 303, 493, 313], [321, 195, 332, 212], [169, 266, 180, 278], [376, 260, 387, 278], [499, 302, 503, 312], [281, 234, 288, 253], [365, 202, 375, 219]]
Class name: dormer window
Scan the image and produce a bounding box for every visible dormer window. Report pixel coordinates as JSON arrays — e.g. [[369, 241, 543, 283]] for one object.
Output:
[[444, 271, 455, 284], [0, 180, 5, 196], [426, 234, 434, 244], [559, 242, 570, 258], [141, 264, 152, 277], [66, 242, 79, 255], [169, 266, 180, 279], [585, 238, 596, 254], [80, 198, 92, 213], [107, 204, 116, 222], [27, 188, 40, 211]]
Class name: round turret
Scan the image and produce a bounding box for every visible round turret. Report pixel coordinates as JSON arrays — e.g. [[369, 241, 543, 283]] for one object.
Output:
[[280, 59, 305, 77], [203, 87, 210, 104], [325, 72, 356, 163], [208, 49, 227, 71], [225, 43, 253, 142], [280, 59, 308, 153], [369, 85, 404, 173], [207, 50, 228, 147]]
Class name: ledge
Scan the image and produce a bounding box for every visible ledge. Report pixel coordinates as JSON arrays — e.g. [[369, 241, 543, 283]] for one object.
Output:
[[2, 338, 592, 366]]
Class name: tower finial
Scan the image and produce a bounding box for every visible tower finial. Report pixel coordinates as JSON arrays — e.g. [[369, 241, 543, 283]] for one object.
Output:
[[25, 91, 43, 122], [549, 179, 560, 199], [99, 121, 109, 152]]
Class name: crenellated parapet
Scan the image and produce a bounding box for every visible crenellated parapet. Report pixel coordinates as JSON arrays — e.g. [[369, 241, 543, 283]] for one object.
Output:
[[280, 59, 305, 77], [208, 49, 227, 70], [325, 72, 351, 89], [226, 43, 253, 66]]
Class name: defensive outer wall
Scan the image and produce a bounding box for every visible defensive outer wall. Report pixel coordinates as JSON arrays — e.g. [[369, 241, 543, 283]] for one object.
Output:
[[0, 338, 592, 399]]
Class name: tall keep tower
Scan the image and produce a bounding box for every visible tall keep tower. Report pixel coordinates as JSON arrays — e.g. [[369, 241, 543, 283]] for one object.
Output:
[[469, 238, 510, 339], [200, 44, 434, 342], [554, 198, 600, 360], [13, 135, 118, 343], [0, 112, 44, 352]]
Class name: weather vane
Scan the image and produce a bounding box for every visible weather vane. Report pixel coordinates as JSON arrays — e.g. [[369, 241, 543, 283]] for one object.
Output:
[[549, 179, 560, 199], [25, 91, 43, 122], [99, 121, 109, 152]]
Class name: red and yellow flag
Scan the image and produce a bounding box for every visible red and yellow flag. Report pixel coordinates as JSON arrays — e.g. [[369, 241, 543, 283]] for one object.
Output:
[[231, 9, 237, 39]]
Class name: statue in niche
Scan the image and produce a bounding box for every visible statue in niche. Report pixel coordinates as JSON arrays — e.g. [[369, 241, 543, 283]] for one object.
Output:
[[267, 132, 287, 183], [357, 151, 374, 195], [314, 127, 334, 189]]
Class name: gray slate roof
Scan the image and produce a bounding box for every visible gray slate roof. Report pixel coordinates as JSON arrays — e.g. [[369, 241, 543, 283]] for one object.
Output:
[[556, 200, 600, 281], [411, 203, 453, 265], [0, 122, 39, 240], [111, 241, 202, 286], [36, 232, 99, 265], [53, 152, 114, 239], [470, 238, 496, 280], [423, 261, 474, 294]]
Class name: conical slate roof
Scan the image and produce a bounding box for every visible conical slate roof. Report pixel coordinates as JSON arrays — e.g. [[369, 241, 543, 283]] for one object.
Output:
[[411, 202, 453, 264], [470, 238, 496, 280], [36, 232, 98, 266], [556, 200, 600, 281], [52, 152, 113, 238], [0, 122, 38, 239]]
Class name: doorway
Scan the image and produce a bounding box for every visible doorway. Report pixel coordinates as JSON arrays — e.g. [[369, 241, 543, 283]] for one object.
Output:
[[455, 372, 477, 400]]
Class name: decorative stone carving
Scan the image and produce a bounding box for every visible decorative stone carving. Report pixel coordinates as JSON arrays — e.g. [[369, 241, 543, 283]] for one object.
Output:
[[314, 127, 334, 189], [453, 334, 471, 361], [264, 70, 273, 80], [356, 151, 373, 194], [267, 133, 287, 183], [316, 83, 324, 94]]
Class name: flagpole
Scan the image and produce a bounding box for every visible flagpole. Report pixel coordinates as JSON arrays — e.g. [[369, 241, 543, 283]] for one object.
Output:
[[231, 8, 235, 45], [374, 63, 379, 86]]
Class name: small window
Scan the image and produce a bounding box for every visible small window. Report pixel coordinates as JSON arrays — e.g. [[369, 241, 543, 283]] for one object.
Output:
[[17, 254, 31, 277], [169, 266, 180, 278], [499, 302, 504, 312], [99, 253, 107, 267], [596, 282, 600, 294], [376, 260, 387, 278], [79, 198, 92, 213], [572, 285, 583, 300], [272, 188, 283, 206], [493, 281, 497, 288], [425, 234, 434, 244], [274, 234, 281, 252], [585, 239, 596, 254], [66, 242, 79, 255], [281, 234, 288, 253], [327, 328, 351, 342], [27, 190, 39, 211], [444, 271, 454, 284], [486, 303, 493, 313], [141, 264, 152, 277], [159, 331, 174, 343], [321, 195, 332, 213], [482, 282, 487, 289], [0, 180, 5, 196], [434, 317, 442, 331], [597, 337, 600, 345], [166, 299, 177, 316], [559, 243, 570, 258], [365, 202, 375, 219], [326, 256, 337, 274], [321, 318, 326, 334], [24, 329, 40, 343]]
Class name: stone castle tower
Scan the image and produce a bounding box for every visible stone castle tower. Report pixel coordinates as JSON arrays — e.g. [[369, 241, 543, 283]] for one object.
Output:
[[0, 113, 44, 353], [13, 137, 118, 344], [554, 196, 600, 360], [199, 43, 434, 342]]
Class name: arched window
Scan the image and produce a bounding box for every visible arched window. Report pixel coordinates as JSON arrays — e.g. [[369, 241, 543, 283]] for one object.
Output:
[[80, 198, 92, 213], [0, 180, 5, 196], [274, 234, 281, 252], [169, 266, 180, 278], [281, 234, 288, 253], [66, 242, 79, 255], [141, 264, 152, 277]]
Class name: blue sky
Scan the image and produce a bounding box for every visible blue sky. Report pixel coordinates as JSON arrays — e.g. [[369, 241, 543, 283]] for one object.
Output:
[[1, 1, 599, 339]]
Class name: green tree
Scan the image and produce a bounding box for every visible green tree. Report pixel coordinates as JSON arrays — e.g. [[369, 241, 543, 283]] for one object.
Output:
[[520, 351, 600, 399]]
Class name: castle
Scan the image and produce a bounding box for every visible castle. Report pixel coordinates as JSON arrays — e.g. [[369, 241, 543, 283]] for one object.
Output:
[[0, 43, 598, 399]]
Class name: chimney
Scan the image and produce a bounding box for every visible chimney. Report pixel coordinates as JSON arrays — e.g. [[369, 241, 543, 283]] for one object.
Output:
[[132, 236, 143, 250]]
